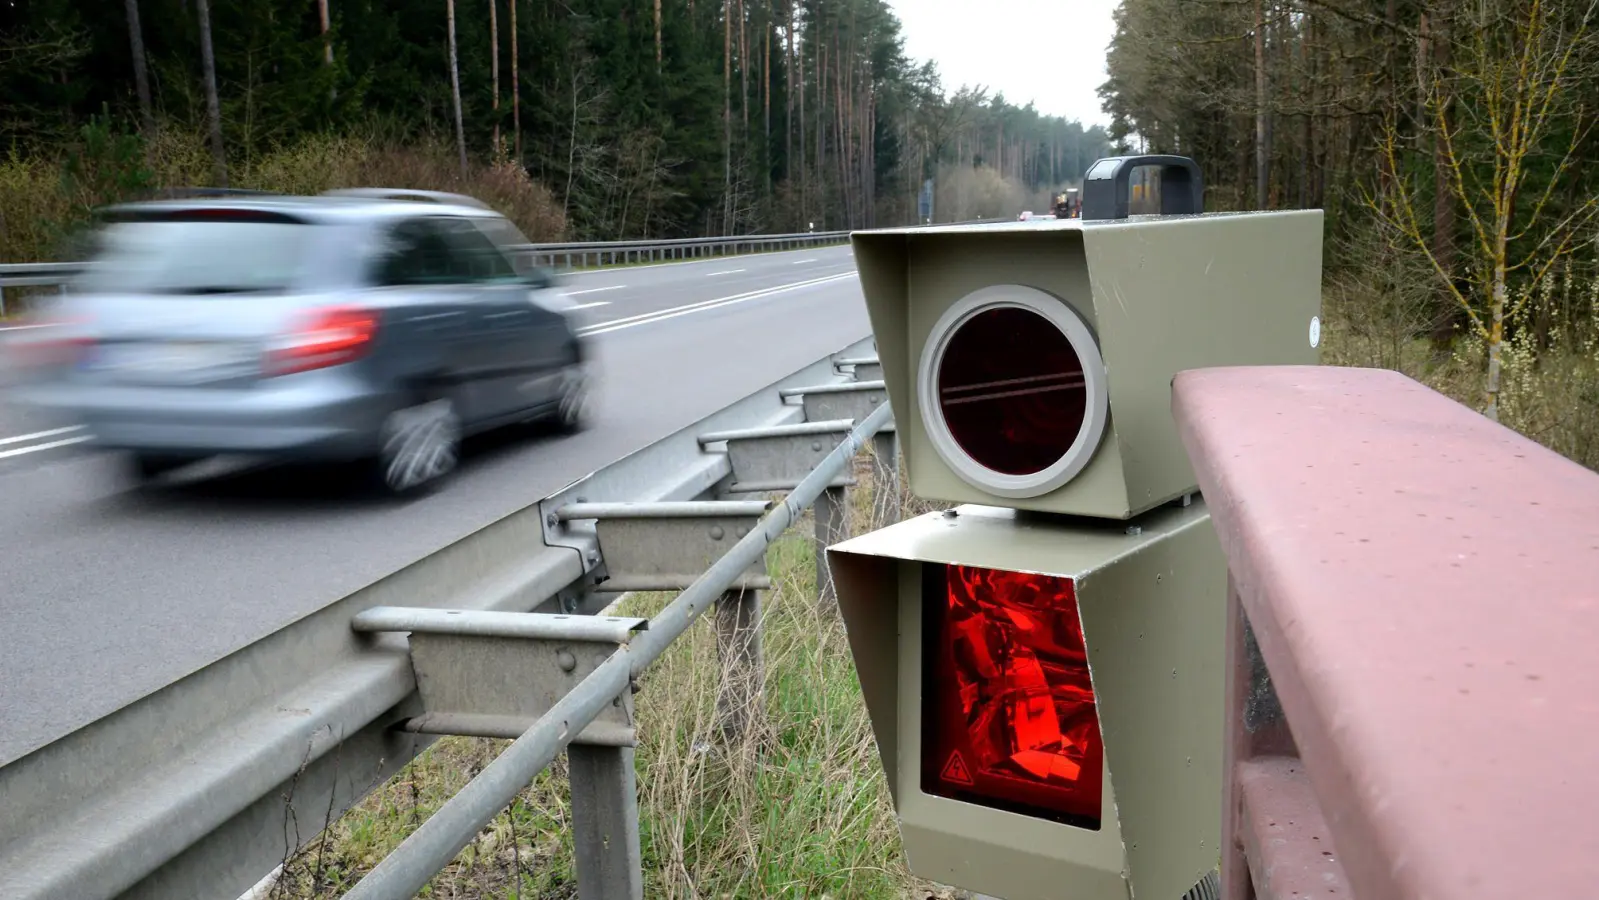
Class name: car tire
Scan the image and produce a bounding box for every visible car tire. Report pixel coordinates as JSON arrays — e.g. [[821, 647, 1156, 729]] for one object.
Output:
[[553, 360, 592, 434], [375, 396, 460, 496]]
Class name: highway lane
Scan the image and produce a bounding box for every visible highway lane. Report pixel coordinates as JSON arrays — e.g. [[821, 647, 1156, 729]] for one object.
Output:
[[0, 245, 869, 766], [0, 245, 858, 471]]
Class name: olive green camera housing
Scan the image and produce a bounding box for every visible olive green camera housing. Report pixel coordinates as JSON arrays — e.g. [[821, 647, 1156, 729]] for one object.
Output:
[[850, 209, 1323, 520]]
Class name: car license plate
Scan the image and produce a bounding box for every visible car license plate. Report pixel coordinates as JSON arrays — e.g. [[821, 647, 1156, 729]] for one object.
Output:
[[99, 342, 243, 381]]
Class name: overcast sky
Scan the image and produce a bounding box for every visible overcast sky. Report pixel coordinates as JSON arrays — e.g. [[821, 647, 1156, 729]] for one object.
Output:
[[884, 0, 1119, 127]]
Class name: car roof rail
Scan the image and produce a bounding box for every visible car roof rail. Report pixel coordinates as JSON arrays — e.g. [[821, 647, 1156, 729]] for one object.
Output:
[[321, 188, 493, 210]]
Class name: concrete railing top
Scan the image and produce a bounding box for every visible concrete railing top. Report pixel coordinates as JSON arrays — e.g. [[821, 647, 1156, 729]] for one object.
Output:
[[1173, 364, 1599, 900]]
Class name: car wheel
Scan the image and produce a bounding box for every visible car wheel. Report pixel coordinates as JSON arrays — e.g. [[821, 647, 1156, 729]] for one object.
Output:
[[376, 397, 460, 495], [554, 362, 592, 434]]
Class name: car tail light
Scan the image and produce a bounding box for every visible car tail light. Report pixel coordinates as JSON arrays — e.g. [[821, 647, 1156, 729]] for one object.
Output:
[[5, 316, 94, 370], [922, 561, 1104, 830], [267, 306, 377, 376]]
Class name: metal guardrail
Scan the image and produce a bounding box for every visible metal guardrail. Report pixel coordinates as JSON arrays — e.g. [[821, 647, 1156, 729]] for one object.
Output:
[[0, 235, 850, 315], [520, 232, 851, 269], [347, 402, 893, 898], [0, 218, 1009, 315], [0, 343, 895, 899], [1172, 365, 1599, 899]]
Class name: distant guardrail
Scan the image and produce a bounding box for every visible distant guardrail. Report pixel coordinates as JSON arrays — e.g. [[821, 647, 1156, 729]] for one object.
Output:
[[0, 219, 1008, 316], [519, 232, 850, 269]]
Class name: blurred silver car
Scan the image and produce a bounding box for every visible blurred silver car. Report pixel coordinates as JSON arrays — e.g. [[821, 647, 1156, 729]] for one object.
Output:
[[7, 189, 592, 495]]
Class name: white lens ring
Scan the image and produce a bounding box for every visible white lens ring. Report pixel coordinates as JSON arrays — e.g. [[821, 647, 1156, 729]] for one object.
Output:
[[916, 284, 1109, 499]]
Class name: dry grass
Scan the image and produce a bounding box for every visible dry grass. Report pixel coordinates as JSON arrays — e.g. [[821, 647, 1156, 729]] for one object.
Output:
[[0, 125, 566, 268], [266, 447, 973, 899], [1321, 230, 1599, 472]]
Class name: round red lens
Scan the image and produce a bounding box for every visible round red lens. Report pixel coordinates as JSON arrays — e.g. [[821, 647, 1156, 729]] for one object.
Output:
[[935, 305, 1088, 476]]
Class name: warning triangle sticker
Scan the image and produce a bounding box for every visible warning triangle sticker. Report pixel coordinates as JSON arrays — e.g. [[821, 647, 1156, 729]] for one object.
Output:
[[940, 750, 974, 787]]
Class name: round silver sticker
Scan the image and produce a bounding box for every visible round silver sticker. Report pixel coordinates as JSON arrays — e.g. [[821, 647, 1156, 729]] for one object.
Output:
[[1309, 316, 1322, 349]]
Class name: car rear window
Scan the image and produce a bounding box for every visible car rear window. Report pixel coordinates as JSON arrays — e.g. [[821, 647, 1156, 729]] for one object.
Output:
[[76, 212, 318, 295]]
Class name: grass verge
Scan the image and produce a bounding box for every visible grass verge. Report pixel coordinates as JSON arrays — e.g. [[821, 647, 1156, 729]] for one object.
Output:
[[268, 451, 964, 899]]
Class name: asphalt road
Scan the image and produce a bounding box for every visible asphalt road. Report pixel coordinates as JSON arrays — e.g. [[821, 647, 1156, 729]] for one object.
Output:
[[0, 245, 869, 766]]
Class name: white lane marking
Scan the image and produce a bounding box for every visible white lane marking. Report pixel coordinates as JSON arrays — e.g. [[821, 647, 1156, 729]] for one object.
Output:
[[567, 285, 626, 296], [706, 269, 747, 277], [579, 272, 857, 337], [0, 323, 57, 332], [0, 425, 84, 447], [0, 435, 91, 460], [568, 301, 611, 310], [791, 258, 819, 264]]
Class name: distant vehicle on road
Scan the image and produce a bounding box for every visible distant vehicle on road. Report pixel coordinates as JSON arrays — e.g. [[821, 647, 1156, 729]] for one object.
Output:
[[6, 190, 592, 495], [1051, 189, 1081, 219]]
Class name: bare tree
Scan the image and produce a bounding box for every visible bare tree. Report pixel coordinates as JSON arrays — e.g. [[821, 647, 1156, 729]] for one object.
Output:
[[1372, 0, 1599, 421], [124, 0, 154, 134], [1253, 0, 1269, 208], [317, 0, 333, 67], [489, 0, 500, 154], [446, 0, 468, 176], [510, 0, 521, 162], [724, 0, 733, 230], [195, 0, 227, 186], [317, 0, 336, 101]]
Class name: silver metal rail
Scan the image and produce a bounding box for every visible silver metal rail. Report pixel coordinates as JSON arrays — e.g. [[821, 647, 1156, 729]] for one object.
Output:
[[519, 231, 851, 269], [0, 234, 849, 303], [0, 341, 895, 900], [0, 217, 1007, 310]]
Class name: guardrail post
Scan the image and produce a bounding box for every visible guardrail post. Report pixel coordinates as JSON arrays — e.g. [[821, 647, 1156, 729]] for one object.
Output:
[[714, 586, 763, 741], [569, 743, 644, 900], [815, 486, 848, 607]]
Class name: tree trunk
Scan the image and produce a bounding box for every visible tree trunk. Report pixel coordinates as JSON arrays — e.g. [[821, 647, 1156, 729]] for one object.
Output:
[[124, 0, 155, 135], [1486, 254, 1506, 422], [654, 0, 663, 74], [785, 0, 794, 188], [1253, 0, 1268, 209], [739, 0, 749, 134], [724, 0, 733, 231], [317, 0, 336, 100], [1430, 1, 1458, 347], [764, 4, 771, 194], [1297, 15, 1309, 208], [816, 39, 826, 223], [196, 0, 227, 186], [798, 16, 806, 222], [317, 0, 333, 65], [447, 0, 468, 177], [490, 0, 501, 155], [511, 0, 521, 162]]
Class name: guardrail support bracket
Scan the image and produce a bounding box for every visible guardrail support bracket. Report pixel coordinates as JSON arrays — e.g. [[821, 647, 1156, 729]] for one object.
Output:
[[781, 380, 895, 426], [351, 607, 646, 747], [835, 355, 883, 382], [699, 419, 858, 494], [555, 501, 774, 593]]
